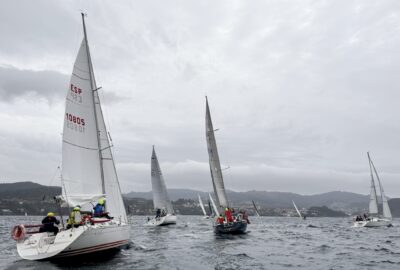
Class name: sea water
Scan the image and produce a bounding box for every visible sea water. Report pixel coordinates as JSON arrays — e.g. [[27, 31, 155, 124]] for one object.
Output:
[[1, 216, 400, 269]]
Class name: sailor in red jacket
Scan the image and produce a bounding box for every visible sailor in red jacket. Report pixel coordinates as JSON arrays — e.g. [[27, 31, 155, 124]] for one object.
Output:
[[216, 214, 225, 225], [225, 208, 233, 223]]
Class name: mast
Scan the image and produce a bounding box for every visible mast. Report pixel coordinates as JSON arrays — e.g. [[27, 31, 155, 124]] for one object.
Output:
[[81, 13, 106, 195]]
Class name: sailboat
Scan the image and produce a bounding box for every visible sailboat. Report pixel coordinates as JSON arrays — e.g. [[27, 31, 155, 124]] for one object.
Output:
[[292, 200, 304, 219], [198, 194, 210, 219], [12, 14, 130, 260], [353, 152, 392, 227], [146, 146, 177, 226], [252, 200, 261, 217], [205, 97, 248, 234]]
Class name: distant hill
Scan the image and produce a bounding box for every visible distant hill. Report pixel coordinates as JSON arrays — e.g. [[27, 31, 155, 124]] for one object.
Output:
[[125, 189, 369, 212], [1, 182, 399, 217]]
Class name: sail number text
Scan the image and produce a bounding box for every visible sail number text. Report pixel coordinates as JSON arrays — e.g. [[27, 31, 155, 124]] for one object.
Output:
[[65, 113, 85, 133], [70, 84, 83, 103]]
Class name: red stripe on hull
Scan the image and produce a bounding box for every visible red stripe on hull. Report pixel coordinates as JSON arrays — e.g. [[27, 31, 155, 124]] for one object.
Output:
[[56, 239, 130, 258]]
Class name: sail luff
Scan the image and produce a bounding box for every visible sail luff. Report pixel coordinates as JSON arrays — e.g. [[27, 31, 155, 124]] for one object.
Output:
[[369, 154, 392, 219], [367, 152, 379, 216], [205, 97, 229, 209], [198, 194, 207, 216], [292, 200, 302, 219]]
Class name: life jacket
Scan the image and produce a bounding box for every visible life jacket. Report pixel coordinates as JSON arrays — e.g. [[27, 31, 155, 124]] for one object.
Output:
[[93, 204, 105, 215], [67, 211, 81, 225], [225, 209, 233, 222]]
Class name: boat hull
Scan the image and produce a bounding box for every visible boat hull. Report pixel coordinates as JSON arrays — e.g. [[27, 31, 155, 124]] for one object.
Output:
[[214, 220, 247, 234], [353, 218, 392, 228], [146, 214, 177, 226], [16, 222, 130, 260]]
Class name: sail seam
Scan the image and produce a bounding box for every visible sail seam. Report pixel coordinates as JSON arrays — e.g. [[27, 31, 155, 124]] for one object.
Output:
[[63, 140, 98, 150], [72, 72, 90, 81]]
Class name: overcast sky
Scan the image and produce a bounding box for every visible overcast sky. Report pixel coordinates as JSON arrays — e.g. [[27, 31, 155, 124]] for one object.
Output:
[[1, 0, 400, 196]]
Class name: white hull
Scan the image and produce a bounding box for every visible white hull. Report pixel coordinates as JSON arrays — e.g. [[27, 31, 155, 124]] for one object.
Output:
[[17, 221, 130, 260], [353, 218, 392, 228], [146, 214, 177, 226]]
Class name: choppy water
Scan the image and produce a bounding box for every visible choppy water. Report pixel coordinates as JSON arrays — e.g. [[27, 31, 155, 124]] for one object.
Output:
[[1, 216, 400, 269]]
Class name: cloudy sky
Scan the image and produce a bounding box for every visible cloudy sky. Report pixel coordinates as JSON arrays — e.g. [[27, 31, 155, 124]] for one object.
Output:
[[1, 0, 400, 196]]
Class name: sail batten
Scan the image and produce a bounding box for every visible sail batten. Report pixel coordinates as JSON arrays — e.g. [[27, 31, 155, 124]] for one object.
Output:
[[151, 147, 174, 214], [205, 98, 229, 209]]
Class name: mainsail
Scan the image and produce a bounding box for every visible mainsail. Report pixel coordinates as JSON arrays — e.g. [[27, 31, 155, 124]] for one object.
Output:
[[292, 200, 302, 219], [367, 152, 379, 216], [198, 194, 207, 217], [61, 15, 127, 223], [369, 153, 392, 219], [205, 97, 229, 209], [151, 146, 174, 214]]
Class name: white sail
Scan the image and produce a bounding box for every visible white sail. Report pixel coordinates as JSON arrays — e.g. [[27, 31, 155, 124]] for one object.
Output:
[[209, 193, 220, 216], [61, 39, 103, 208], [61, 21, 127, 223], [198, 194, 207, 216], [205, 97, 229, 209], [292, 200, 302, 219], [367, 153, 379, 216], [151, 146, 174, 214], [369, 154, 392, 220]]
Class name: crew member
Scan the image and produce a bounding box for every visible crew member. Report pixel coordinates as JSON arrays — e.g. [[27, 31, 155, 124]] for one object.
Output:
[[217, 214, 225, 225], [67, 206, 82, 229], [93, 198, 106, 217], [225, 208, 233, 223], [40, 212, 60, 235], [155, 208, 161, 218]]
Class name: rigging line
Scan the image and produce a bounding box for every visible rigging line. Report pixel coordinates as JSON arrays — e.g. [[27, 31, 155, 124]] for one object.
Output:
[[63, 140, 98, 150]]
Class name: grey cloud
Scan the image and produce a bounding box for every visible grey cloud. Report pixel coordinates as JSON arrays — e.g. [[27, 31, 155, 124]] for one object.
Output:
[[0, 66, 68, 102]]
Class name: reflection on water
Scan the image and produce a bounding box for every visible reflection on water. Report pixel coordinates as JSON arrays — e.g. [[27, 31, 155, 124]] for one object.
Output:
[[1, 216, 400, 269]]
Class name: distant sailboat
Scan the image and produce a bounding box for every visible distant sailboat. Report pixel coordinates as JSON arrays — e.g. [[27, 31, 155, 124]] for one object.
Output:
[[12, 14, 130, 260], [205, 97, 248, 234], [252, 200, 261, 217], [198, 194, 210, 219], [292, 200, 304, 219], [354, 152, 392, 227], [146, 146, 177, 226]]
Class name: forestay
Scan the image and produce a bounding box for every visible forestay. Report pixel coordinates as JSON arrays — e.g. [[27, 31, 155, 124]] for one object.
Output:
[[205, 97, 229, 209], [151, 147, 174, 214]]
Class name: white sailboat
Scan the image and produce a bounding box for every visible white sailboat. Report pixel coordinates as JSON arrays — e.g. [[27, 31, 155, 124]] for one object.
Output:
[[354, 152, 392, 228], [198, 194, 210, 219], [146, 146, 177, 226], [292, 200, 304, 219], [12, 14, 130, 260], [205, 97, 248, 234]]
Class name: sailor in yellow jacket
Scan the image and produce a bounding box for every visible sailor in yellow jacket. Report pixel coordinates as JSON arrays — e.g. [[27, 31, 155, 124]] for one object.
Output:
[[67, 206, 82, 229]]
